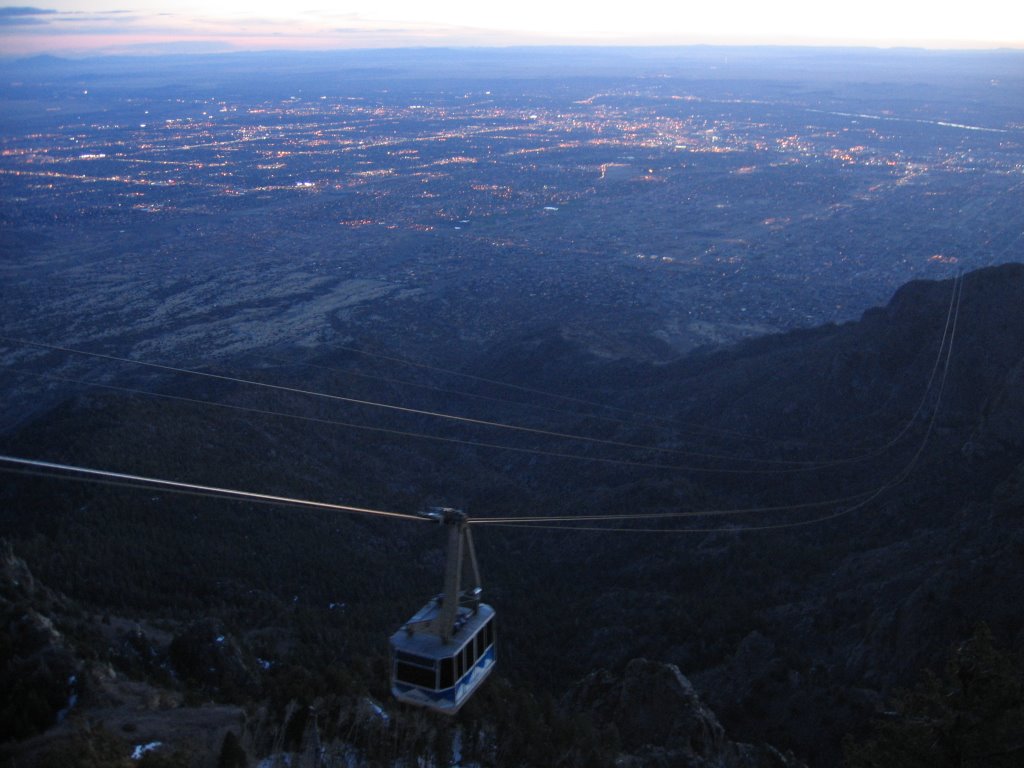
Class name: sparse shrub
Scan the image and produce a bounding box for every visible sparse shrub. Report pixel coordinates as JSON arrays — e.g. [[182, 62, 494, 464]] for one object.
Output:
[[843, 624, 1024, 768]]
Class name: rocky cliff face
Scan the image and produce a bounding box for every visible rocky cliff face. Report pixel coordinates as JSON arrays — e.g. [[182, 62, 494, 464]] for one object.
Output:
[[0, 544, 246, 767], [0, 541, 81, 745], [3, 542, 812, 767]]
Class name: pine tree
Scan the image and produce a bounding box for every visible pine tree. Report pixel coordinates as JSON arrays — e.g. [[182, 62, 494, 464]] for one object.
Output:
[[844, 624, 1024, 768]]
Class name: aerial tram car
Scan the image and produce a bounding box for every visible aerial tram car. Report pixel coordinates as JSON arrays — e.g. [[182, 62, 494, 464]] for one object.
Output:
[[390, 508, 496, 714]]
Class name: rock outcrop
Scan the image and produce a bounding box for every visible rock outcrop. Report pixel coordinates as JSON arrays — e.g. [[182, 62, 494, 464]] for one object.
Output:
[[0, 541, 81, 744]]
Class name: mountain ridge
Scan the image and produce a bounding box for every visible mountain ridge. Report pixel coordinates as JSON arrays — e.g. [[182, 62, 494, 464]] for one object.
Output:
[[1, 264, 1023, 765]]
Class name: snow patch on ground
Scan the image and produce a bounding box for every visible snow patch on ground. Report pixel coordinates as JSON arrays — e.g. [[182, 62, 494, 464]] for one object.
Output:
[[56, 674, 78, 723], [131, 742, 163, 760], [452, 727, 463, 766], [365, 697, 389, 723]]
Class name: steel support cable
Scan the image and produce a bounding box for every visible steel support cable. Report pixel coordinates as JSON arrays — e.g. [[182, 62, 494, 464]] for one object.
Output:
[[326, 271, 958, 456], [471, 485, 882, 525], [701, 269, 964, 465], [1, 336, 700, 455], [0, 361, 945, 479], [0, 275, 963, 534], [0, 336, 856, 468], [473, 407, 934, 531], [1, 326, 957, 472], [1, 366, 760, 474], [0, 466, 318, 512], [294, 328, 947, 458], [818, 269, 962, 453], [248, 354, 837, 466], [745, 268, 964, 467], [276, 346, 780, 448], [486, 272, 963, 532], [261, 353, 727, 444], [327, 343, 688, 426], [471, 271, 964, 531], [0, 455, 427, 523], [645, 269, 963, 463]]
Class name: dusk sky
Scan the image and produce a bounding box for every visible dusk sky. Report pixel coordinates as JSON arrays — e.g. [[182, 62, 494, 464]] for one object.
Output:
[[0, 1, 1021, 56]]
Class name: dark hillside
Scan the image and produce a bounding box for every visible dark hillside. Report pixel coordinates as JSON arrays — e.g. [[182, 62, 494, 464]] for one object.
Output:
[[2, 264, 1023, 766]]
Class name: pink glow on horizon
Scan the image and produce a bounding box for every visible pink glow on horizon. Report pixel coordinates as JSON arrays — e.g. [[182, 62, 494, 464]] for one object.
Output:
[[0, 3, 1020, 56]]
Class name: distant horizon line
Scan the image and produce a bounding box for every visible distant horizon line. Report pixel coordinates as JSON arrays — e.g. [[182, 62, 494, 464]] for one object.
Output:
[[4, 41, 1024, 63]]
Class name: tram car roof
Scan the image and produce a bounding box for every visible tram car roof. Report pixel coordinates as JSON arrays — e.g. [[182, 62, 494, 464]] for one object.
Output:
[[390, 600, 495, 657]]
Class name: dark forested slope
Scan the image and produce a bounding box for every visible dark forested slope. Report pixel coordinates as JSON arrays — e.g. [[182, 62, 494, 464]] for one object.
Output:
[[2, 264, 1023, 766]]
